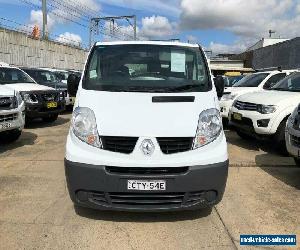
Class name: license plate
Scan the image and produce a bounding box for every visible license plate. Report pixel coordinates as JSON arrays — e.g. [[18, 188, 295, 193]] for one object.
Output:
[[233, 112, 242, 121], [0, 122, 12, 130], [127, 180, 166, 191], [47, 102, 57, 108]]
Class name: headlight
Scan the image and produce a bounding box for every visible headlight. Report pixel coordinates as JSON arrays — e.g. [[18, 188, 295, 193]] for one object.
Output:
[[288, 105, 299, 124], [221, 94, 237, 101], [257, 104, 276, 114], [16, 92, 23, 106], [21, 93, 38, 104], [193, 108, 222, 149], [71, 107, 102, 148]]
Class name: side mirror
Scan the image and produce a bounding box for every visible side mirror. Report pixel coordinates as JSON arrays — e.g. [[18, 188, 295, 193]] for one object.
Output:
[[214, 76, 225, 98], [67, 74, 80, 97]]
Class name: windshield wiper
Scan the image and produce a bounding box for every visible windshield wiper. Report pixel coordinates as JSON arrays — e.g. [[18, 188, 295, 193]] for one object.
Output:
[[164, 84, 202, 92]]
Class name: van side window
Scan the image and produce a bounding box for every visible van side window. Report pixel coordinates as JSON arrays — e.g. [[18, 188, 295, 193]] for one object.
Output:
[[263, 73, 286, 89]]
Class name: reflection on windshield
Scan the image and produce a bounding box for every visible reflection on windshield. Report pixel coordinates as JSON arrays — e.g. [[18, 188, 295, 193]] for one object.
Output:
[[271, 72, 300, 92], [0, 68, 35, 84], [233, 73, 268, 87], [84, 44, 210, 93]]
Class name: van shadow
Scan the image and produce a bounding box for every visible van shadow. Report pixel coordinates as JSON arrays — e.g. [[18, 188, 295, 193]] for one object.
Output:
[[74, 206, 213, 222], [0, 131, 37, 154], [256, 154, 300, 190], [25, 116, 70, 129]]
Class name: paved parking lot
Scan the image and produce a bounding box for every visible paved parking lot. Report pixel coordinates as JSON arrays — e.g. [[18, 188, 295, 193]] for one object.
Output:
[[0, 113, 299, 250]]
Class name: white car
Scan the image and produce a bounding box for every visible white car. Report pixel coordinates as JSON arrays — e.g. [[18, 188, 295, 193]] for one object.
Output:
[[64, 41, 228, 211], [0, 64, 65, 123], [285, 104, 300, 166], [229, 71, 300, 151], [220, 70, 294, 120], [0, 85, 25, 142]]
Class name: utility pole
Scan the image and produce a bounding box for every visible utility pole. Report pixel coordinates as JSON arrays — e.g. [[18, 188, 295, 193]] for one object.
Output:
[[42, 0, 48, 39], [269, 30, 276, 38], [89, 15, 137, 47]]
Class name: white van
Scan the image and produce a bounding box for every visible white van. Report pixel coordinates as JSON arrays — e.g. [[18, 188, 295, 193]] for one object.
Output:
[[65, 41, 228, 211], [0, 85, 25, 142]]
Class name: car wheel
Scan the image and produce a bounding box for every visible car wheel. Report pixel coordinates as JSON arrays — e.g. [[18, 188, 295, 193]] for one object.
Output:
[[0, 129, 22, 143], [293, 157, 300, 167], [236, 130, 252, 140], [42, 114, 58, 123], [274, 119, 288, 155]]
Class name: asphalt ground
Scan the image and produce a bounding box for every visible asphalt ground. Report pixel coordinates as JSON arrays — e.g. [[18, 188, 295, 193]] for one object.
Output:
[[0, 113, 299, 250]]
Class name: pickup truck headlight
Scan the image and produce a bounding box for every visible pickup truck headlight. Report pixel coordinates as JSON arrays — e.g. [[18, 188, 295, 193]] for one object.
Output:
[[16, 92, 23, 106], [193, 108, 222, 148], [221, 94, 237, 101], [21, 93, 39, 104], [257, 104, 276, 114], [71, 107, 102, 148]]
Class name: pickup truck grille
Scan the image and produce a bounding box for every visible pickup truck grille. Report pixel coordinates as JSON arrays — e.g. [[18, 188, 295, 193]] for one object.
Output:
[[234, 101, 257, 111], [0, 113, 18, 122]]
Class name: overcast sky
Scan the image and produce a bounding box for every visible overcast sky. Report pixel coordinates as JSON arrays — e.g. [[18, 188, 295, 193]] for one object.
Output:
[[0, 0, 299, 54]]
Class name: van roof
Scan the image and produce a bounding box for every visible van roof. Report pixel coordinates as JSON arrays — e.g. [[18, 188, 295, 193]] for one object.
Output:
[[95, 40, 200, 48]]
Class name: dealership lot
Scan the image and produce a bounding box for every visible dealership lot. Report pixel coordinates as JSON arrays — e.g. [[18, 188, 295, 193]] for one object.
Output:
[[0, 113, 299, 250]]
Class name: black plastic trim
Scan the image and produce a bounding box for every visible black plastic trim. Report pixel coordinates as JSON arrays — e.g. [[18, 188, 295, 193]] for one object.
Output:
[[152, 96, 195, 103]]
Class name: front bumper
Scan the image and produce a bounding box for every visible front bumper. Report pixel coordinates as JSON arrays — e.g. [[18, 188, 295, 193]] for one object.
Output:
[[65, 159, 228, 211], [0, 104, 25, 132], [285, 122, 300, 158], [25, 101, 65, 118], [220, 100, 233, 118]]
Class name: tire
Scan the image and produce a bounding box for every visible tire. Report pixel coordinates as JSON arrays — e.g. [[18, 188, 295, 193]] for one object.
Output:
[[42, 114, 58, 123], [0, 129, 22, 143], [274, 119, 288, 155], [293, 157, 300, 167], [236, 130, 252, 140]]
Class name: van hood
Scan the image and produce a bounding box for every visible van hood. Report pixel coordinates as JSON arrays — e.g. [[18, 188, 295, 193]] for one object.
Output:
[[3, 83, 55, 92], [78, 89, 217, 137], [237, 90, 300, 105], [0, 85, 15, 96]]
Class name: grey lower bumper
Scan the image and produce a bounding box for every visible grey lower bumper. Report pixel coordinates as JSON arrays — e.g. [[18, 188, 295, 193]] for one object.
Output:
[[65, 159, 229, 212]]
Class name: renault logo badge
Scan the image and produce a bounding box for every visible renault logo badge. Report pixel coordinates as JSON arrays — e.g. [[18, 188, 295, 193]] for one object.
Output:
[[140, 139, 155, 156]]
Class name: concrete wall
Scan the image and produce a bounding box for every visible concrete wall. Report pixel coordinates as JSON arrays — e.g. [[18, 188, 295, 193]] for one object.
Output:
[[0, 28, 88, 71], [252, 37, 300, 70]]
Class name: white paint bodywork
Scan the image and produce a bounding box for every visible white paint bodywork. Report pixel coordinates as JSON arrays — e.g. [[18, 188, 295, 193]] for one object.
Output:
[[65, 41, 228, 167]]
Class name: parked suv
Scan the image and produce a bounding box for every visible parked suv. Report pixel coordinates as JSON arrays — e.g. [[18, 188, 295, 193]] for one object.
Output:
[[220, 70, 294, 121], [0, 85, 25, 142], [285, 104, 300, 166], [229, 71, 300, 151], [22, 68, 73, 107], [0, 64, 65, 123], [64, 41, 228, 212]]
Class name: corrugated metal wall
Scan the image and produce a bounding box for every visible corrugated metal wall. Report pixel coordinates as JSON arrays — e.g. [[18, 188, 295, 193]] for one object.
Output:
[[0, 28, 88, 71]]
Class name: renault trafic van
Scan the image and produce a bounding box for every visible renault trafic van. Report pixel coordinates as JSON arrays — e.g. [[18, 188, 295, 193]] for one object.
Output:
[[65, 41, 228, 211]]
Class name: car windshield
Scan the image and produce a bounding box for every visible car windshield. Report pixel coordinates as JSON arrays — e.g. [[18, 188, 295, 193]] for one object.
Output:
[[224, 75, 244, 87], [35, 70, 58, 83], [233, 73, 268, 87], [55, 71, 69, 81], [271, 72, 300, 92], [0, 67, 35, 84], [83, 44, 211, 92]]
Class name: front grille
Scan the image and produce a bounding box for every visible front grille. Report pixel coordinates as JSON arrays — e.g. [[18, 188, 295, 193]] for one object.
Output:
[[109, 192, 185, 206], [0, 96, 17, 110], [0, 113, 18, 122], [290, 135, 300, 147], [234, 101, 257, 111], [101, 136, 138, 154], [157, 137, 193, 154], [105, 166, 189, 175], [41, 92, 59, 102]]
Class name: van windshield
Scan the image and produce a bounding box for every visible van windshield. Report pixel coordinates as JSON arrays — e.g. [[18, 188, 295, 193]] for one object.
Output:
[[83, 44, 211, 92]]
